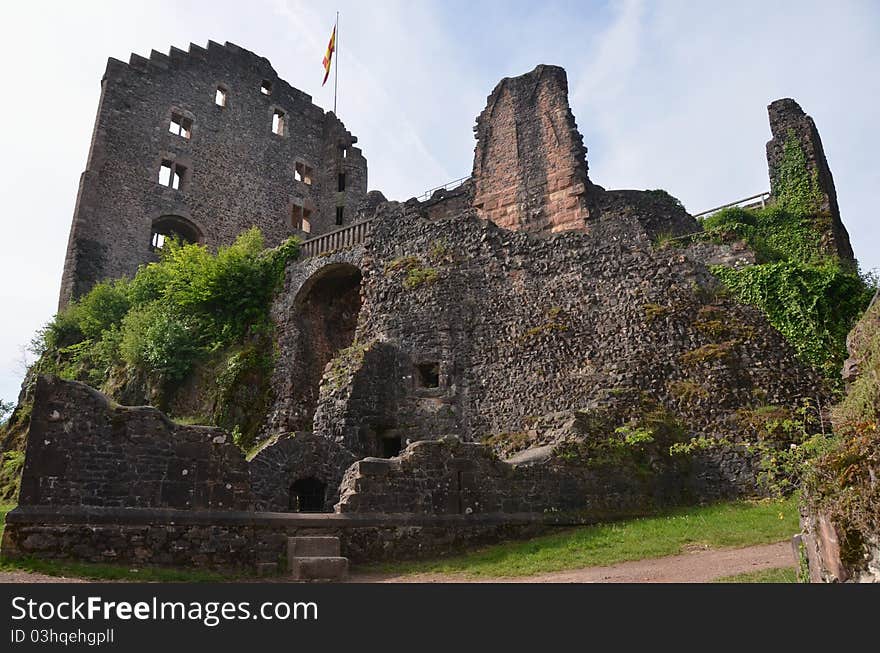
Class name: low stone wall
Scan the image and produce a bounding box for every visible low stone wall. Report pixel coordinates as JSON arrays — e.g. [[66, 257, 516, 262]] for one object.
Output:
[[1, 505, 573, 568], [336, 436, 757, 516], [336, 438, 660, 515], [20, 376, 252, 511]]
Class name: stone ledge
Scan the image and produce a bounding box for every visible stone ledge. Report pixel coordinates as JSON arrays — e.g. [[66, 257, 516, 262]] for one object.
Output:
[[4, 505, 601, 529]]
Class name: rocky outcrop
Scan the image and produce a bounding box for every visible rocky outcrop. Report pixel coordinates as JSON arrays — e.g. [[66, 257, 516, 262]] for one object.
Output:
[[800, 293, 880, 582]]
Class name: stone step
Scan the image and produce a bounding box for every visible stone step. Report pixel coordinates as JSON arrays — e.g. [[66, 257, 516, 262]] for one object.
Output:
[[291, 556, 349, 582], [288, 536, 340, 558]]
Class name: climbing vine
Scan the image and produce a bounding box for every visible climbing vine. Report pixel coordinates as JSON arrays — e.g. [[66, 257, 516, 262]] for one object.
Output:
[[711, 261, 872, 379], [699, 131, 874, 382], [775, 130, 823, 216]]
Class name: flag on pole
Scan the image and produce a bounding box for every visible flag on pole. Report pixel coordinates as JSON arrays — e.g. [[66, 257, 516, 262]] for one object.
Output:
[[322, 23, 336, 86]]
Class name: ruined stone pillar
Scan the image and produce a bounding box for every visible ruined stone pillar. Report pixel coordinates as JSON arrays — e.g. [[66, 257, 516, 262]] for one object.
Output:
[[766, 98, 855, 263], [471, 65, 591, 234]]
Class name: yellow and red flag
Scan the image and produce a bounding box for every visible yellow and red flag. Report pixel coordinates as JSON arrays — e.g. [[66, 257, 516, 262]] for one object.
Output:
[[322, 24, 336, 86]]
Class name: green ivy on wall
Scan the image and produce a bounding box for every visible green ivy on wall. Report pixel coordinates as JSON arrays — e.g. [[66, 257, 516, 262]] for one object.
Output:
[[699, 131, 874, 383], [774, 129, 823, 216]]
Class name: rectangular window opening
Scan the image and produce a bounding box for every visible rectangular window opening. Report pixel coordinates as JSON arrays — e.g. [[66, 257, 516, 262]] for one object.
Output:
[[158, 161, 172, 186], [295, 162, 313, 185], [215, 88, 227, 107], [169, 113, 192, 139], [151, 232, 166, 250], [272, 110, 285, 135], [338, 173, 346, 192], [261, 80, 272, 95], [292, 205, 312, 233], [416, 362, 440, 388], [335, 206, 344, 226], [159, 160, 186, 191]]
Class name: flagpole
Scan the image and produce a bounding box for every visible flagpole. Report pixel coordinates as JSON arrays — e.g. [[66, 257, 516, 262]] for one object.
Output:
[[333, 11, 339, 115]]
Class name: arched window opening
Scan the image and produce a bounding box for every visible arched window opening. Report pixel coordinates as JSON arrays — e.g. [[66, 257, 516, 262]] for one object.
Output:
[[150, 215, 202, 251], [289, 478, 327, 512]]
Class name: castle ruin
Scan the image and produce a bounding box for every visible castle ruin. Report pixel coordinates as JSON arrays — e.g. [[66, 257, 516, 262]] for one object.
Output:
[[2, 42, 857, 577]]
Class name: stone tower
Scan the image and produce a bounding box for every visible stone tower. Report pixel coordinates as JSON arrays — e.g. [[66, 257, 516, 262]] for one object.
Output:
[[59, 41, 368, 308]]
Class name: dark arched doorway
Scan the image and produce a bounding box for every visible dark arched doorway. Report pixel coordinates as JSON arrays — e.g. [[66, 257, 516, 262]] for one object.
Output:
[[150, 215, 202, 250], [293, 263, 363, 429], [289, 477, 327, 512]]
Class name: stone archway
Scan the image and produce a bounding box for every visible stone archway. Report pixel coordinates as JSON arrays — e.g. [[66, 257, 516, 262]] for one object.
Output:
[[289, 477, 327, 512], [293, 262, 363, 429], [261, 246, 368, 437]]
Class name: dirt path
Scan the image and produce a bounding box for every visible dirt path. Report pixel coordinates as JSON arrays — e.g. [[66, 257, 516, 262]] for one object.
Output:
[[0, 541, 794, 584], [350, 541, 795, 583], [0, 569, 90, 583]]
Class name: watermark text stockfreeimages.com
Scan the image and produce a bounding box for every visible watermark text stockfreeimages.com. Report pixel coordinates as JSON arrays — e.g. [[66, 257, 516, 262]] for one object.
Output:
[[10, 595, 318, 628]]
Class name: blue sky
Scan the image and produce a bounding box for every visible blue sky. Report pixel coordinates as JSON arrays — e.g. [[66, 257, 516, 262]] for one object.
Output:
[[1, 0, 878, 405]]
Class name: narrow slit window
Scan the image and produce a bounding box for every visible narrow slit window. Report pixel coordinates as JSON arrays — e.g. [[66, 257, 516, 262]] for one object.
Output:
[[260, 80, 272, 95], [340, 145, 348, 159], [338, 173, 346, 192], [294, 162, 313, 185], [272, 110, 285, 135], [335, 206, 344, 226], [215, 87, 227, 107], [292, 205, 312, 233], [169, 113, 192, 139]]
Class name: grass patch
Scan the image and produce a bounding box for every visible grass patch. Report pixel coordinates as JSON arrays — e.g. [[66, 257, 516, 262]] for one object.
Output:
[[362, 498, 799, 578], [713, 566, 797, 583], [0, 556, 238, 582]]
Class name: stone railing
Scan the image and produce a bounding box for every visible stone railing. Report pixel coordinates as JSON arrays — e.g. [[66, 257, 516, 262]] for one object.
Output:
[[300, 219, 374, 259]]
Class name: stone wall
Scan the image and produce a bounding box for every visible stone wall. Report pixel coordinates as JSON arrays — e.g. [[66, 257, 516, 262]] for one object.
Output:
[[335, 437, 688, 516], [59, 40, 367, 307], [1, 506, 563, 568], [589, 187, 700, 241], [471, 65, 591, 234], [766, 98, 854, 263], [303, 202, 825, 470], [19, 376, 252, 510], [264, 246, 368, 435]]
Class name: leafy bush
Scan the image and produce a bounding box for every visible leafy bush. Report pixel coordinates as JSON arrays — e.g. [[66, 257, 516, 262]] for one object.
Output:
[[33, 228, 299, 400], [735, 399, 836, 496], [558, 407, 689, 475]]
